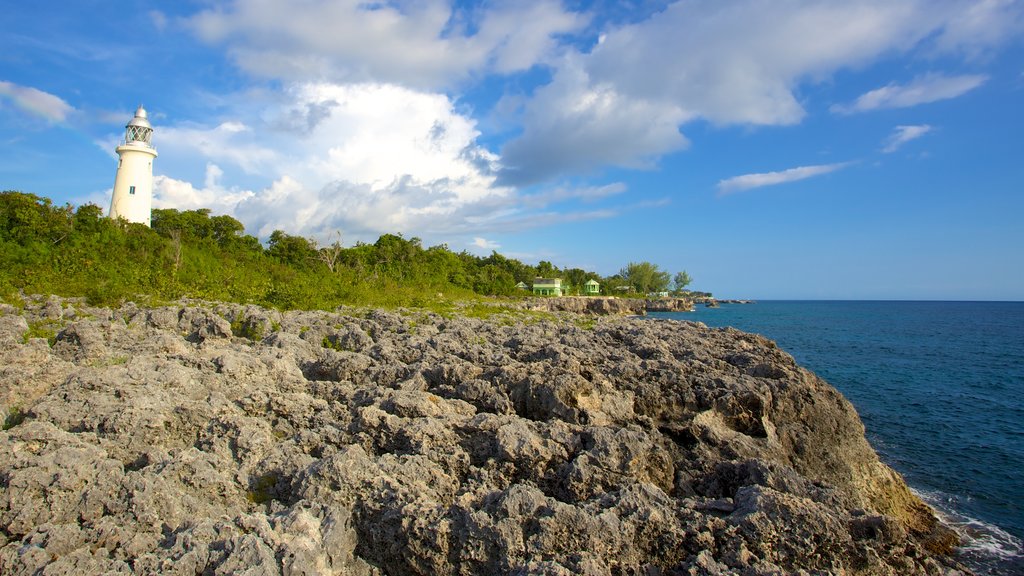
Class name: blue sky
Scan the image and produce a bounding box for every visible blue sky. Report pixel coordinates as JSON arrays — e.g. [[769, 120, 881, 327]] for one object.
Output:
[[1, 0, 1022, 300]]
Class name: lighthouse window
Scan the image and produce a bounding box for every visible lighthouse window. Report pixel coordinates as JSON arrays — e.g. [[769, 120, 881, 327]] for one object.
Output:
[[129, 186, 136, 195]]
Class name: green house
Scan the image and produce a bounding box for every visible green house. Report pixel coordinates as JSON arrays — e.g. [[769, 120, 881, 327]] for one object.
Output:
[[532, 277, 563, 296], [515, 281, 529, 291], [584, 279, 600, 295]]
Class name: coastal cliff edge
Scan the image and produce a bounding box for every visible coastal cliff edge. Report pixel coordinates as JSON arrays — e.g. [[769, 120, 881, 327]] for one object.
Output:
[[0, 296, 963, 575]]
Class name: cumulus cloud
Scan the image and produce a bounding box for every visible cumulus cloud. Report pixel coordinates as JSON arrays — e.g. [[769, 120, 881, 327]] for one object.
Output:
[[832, 73, 988, 114], [499, 58, 690, 186], [882, 125, 933, 153], [717, 162, 852, 196], [150, 80, 631, 243], [155, 82, 500, 192], [155, 164, 256, 211], [499, 0, 1020, 184], [188, 0, 586, 90], [151, 81, 502, 239], [0, 81, 74, 123]]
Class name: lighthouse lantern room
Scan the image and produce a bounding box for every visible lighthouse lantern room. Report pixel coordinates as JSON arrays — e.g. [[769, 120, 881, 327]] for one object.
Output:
[[109, 106, 158, 226]]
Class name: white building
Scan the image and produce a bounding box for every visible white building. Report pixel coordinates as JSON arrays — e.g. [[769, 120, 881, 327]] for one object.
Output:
[[109, 106, 158, 226]]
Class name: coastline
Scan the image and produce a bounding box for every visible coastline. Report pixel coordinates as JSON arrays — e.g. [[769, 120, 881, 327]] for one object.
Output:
[[1, 295, 967, 574], [650, 301, 1024, 575]]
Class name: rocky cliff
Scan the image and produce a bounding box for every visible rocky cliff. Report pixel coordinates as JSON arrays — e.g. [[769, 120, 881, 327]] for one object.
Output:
[[0, 296, 963, 575], [522, 296, 693, 315]]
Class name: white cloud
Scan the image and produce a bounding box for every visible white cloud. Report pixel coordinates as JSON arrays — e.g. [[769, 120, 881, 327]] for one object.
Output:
[[150, 81, 506, 239], [499, 58, 690, 186], [472, 237, 500, 251], [156, 82, 499, 194], [150, 80, 630, 243], [717, 162, 852, 196], [154, 164, 256, 211], [882, 124, 933, 153], [0, 81, 74, 123], [932, 0, 1024, 57], [500, 0, 1021, 184], [188, 0, 586, 90], [832, 73, 988, 114]]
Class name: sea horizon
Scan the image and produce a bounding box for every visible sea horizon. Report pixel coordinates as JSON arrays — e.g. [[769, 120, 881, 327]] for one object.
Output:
[[706, 298, 1024, 303]]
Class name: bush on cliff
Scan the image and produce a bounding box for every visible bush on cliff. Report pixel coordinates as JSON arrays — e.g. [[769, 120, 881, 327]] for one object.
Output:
[[0, 191, 601, 309]]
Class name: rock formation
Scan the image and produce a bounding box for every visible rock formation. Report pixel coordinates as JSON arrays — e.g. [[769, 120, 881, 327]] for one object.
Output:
[[522, 296, 694, 315], [0, 295, 964, 575]]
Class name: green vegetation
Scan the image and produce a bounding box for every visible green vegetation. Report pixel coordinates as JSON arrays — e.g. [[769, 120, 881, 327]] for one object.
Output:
[[0, 191, 703, 309], [618, 261, 671, 294], [230, 318, 267, 341], [321, 335, 346, 352], [673, 271, 692, 293], [3, 407, 26, 430], [23, 319, 61, 345]]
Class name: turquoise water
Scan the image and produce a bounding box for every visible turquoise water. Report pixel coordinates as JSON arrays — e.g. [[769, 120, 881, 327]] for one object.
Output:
[[649, 301, 1024, 575]]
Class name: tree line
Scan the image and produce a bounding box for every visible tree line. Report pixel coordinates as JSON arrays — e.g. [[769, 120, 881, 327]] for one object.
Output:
[[0, 191, 699, 309]]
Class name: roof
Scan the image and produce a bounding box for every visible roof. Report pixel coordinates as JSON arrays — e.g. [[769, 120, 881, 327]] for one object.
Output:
[[126, 106, 152, 129], [533, 278, 561, 286]]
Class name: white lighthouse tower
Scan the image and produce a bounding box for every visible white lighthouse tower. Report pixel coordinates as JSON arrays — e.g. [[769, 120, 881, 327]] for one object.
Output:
[[109, 106, 158, 226]]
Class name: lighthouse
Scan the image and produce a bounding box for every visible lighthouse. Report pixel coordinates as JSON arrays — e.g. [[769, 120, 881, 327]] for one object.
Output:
[[109, 106, 158, 226]]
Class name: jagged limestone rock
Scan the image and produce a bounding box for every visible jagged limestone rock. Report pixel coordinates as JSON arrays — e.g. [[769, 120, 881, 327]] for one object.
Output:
[[0, 297, 966, 575]]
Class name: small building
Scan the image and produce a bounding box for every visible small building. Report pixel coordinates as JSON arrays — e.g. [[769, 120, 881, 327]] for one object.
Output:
[[584, 279, 600, 295], [515, 281, 529, 291], [532, 278, 563, 297]]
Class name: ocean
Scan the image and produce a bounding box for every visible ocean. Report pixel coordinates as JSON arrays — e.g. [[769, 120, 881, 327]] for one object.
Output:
[[648, 301, 1024, 575]]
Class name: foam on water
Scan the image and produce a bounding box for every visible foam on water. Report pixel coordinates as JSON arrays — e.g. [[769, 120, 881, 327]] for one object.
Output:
[[915, 489, 1024, 575]]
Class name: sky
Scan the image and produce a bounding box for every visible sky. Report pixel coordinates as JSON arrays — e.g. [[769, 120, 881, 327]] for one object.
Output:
[[1, 0, 1022, 300]]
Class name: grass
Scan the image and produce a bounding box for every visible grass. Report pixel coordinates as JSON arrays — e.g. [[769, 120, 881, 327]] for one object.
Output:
[[22, 319, 61, 346], [322, 335, 346, 352], [574, 317, 598, 330], [230, 317, 266, 341]]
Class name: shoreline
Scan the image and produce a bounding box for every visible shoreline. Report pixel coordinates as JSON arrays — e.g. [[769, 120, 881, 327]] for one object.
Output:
[[651, 301, 1024, 574]]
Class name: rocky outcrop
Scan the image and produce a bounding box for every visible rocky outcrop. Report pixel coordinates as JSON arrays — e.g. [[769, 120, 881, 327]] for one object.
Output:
[[0, 295, 964, 575], [523, 296, 694, 315], [644, 298, 694, 312], [522, 296, 647, 315]]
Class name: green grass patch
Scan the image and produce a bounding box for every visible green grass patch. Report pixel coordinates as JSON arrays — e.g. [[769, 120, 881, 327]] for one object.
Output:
[[23, 319, 61, 346], [322, 335, 345, 352], [230, 317, 266, 341]]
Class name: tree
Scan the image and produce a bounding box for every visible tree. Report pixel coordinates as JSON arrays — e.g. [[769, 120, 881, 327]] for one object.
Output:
[[536, 260, 557, 278], [267, 230, 315, 266], [620, 261, 670, 294], [673, 271, 692, 293], [311, 231, 344, 272]]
